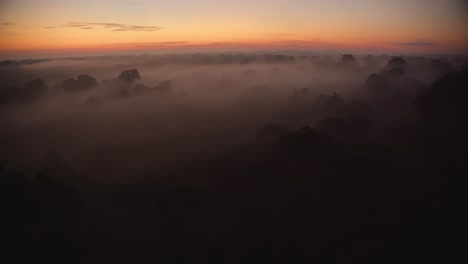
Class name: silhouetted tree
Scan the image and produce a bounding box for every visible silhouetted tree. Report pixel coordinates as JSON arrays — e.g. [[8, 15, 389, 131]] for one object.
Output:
[[314, 92, 347, 116], [118, 69, 141, 84], [0, 79, 47, 105], [413, 69, 468, 261], [362, 73, 388, 99], [385, 57, 408, 71], [336, 54, 359, 69], [430, 59, 452, 73], [382, 68, 405, 79], [416, 69, 468, 131], [62, 75, 98, 92], [0, 60, 18, 66], [23, 79, 47, 98]]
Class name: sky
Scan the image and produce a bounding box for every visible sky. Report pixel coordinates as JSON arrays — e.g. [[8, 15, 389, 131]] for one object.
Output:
[[1, 0, 467, 58]]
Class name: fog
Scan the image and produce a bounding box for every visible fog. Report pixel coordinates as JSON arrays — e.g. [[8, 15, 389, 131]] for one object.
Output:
[[1, 52, 464, 184], [2, 52, 467, 263], [0, 54, 375, 180]]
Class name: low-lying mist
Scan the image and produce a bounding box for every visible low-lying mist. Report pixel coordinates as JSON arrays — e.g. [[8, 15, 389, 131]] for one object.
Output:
[[2, 52, 468, 262], [0, 53, 391, 181]]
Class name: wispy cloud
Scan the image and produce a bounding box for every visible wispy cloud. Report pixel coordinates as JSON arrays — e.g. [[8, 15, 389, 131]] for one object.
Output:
[[2, 22, 15, 26], [45, 22, 162, 32], [394, 41, 437, 47]]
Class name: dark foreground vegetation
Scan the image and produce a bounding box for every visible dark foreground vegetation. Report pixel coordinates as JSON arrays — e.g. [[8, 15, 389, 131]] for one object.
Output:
[[1, 53, 467, 263]]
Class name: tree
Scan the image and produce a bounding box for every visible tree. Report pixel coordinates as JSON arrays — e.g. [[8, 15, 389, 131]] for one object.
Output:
[[62, 75, 98, 92], [336, 54, 359, 70], [118, 69, 141, 84], [385, 57, 408, 71]]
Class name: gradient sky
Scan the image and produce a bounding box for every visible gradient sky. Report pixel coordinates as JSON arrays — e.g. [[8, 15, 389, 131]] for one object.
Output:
[[1, 0, 467, 58]]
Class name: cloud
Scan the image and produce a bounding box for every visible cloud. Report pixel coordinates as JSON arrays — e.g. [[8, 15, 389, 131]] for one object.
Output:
[[45, 22, 162, 32], [394, 41, 438, 47], [2, 22, 15, 26]]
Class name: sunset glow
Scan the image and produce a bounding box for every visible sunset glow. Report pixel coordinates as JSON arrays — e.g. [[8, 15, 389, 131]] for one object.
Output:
[[1, 0, 467, 58]]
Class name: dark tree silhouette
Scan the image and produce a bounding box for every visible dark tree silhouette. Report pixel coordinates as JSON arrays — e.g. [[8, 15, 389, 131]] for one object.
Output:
[[62, 75, 98, 92], [337, 54, 359, 69], [23, 79, 47, 98], [363, 73, 388, 98], [314, 92, 347, 116], [430, 59, 452, 74], [0, 78, 47, 105], [416, 69, 468, 125], [118, 69, 141, 84], [382, 67, 405, 79], [413, 69, 468, 261], [385, 57, 408, 71]]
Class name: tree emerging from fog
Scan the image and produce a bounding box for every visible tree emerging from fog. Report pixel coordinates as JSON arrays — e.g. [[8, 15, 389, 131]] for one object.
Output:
[[118, 69, 141, 84]]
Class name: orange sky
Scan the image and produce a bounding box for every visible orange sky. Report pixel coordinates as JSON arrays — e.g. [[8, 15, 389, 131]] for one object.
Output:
[[1, 0, 467, 58]]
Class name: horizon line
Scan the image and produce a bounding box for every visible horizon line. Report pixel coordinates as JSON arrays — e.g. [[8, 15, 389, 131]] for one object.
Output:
[[2, 48, 467, 62]]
